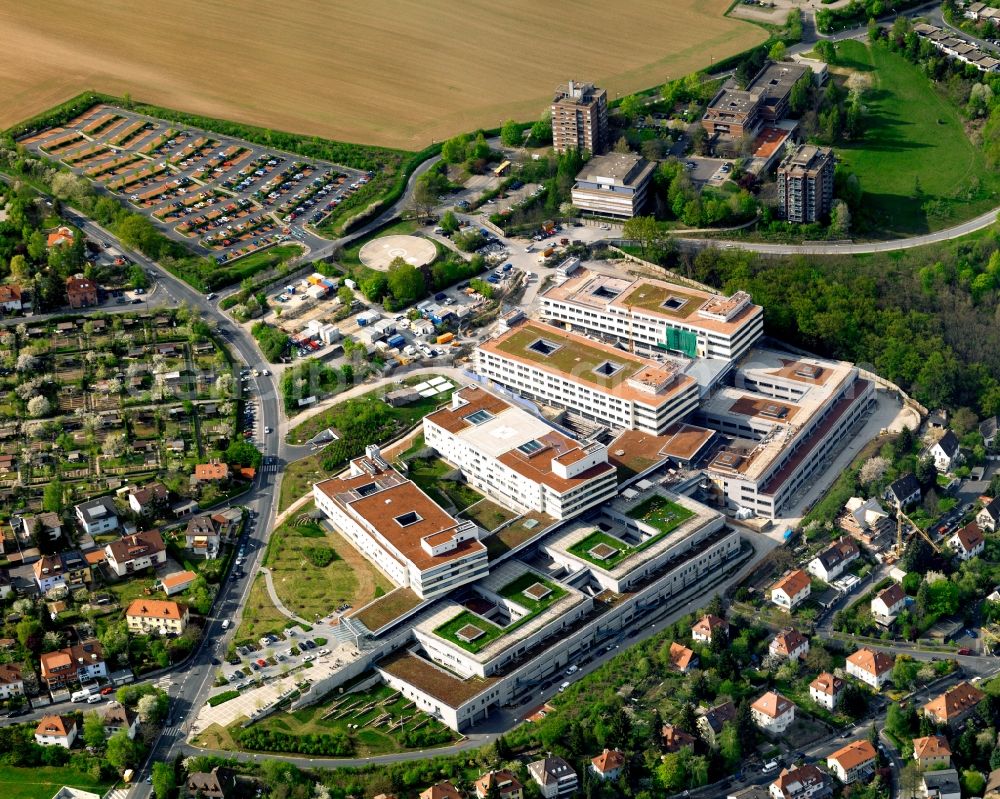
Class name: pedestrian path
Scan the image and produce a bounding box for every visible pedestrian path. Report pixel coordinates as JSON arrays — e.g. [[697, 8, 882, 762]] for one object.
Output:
[[259, 566, 309, 626]]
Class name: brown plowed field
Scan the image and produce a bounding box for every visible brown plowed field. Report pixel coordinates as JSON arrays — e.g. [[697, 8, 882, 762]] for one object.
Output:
[[0, 0, 765, 149]]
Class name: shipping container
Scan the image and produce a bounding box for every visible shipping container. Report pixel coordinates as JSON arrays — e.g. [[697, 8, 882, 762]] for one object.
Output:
[[436, 332, 455, 345]]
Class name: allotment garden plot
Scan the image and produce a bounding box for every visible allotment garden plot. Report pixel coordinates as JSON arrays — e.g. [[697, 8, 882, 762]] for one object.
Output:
[[20, 104, 371, 265]]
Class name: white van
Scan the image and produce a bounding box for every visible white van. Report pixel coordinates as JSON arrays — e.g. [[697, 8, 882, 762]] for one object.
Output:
[[86, 693, 104, 704], [221, 619, 231, 630], [558, 681, 571, 693], [71, 690, 91, 703]]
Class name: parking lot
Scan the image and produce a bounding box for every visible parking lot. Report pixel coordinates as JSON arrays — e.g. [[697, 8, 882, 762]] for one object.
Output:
[[684, 155, 733, 187], [20, 104, 370, 265]]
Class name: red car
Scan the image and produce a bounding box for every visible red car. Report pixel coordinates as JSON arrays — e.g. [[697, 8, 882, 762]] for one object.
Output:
[[100, 686, 115, 695], [957, 648, 972, 655], [256, 658, 267, 668]]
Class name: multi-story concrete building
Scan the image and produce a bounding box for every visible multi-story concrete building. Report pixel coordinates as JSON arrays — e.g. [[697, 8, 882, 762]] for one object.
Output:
[[776, 145, 835, 223], [551, 80, 608, 154], [313, 448, 488, 600], [700, 348, 875, 518], [126, 599, 189, 636], [424, 386, 618, 521], [702, 87, 764, 140], [540, 268, 763, 362], [475, 319, 700, 435], [570, 153, 655, 218]]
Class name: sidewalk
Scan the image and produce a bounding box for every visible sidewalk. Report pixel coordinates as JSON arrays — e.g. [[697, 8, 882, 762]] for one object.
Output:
[[259, 566, 309, 626]]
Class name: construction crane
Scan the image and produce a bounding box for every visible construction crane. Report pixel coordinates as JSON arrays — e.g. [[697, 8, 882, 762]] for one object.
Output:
[[894, 508, 942, 559]]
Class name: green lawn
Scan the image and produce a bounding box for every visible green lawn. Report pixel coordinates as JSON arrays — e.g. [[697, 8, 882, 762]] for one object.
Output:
[[408, 456, 484, 511], [832, 40, 1000, 235], [0, 765, 112, 799], [626, 494, 694, 534], [568, 530, 633, 568]]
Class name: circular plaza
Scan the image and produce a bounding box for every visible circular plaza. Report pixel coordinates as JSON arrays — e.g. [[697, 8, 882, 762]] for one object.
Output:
[[358, 234, 436, 271]]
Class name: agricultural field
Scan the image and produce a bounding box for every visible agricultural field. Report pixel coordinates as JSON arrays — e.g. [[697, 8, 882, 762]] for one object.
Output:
[[831, 40, 1000, 235], [0, 1, 765, 150]]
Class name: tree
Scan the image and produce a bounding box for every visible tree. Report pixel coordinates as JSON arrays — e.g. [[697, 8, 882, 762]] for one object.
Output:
[[411, 174, 439, 221], [899, 761, 921, 799], [26, 395, 51, 418], [622, 216, 663, 258], [719, 722, 742, 767], [42, 477, 65, 514], [830, 200, 851, 237], [16, 618, 43, 652], [859, 455, 889, 485], [613, 136, 632, 154], [337, 285, 354, 308], [619, 94, 643, 122], [137, 694, 161, 723], [106, 730, 142, 770], [151, 761, 175, 799], [102, 432, 128, 459], [769, 42, 787, 62], [9, 254, 30, 281], [962, 769, 986, 797], [439, 210, 459, 234], [530, 114, 552, 146], [83, 712, 106, 750], [225, 439, 262, 470], [386, 258, 426, 307], [657, 750, 689, 792], [500, 119, 521, 147]]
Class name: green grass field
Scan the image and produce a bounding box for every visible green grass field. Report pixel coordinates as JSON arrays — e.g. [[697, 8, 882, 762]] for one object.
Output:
[[626, 495, 694, 534], [833, 40, 1000, 235], [0, 765, 112, 799]]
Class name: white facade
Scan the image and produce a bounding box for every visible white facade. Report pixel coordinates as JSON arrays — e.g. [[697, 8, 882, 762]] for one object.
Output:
[[846, 650, 893, 690], [539, 268, 763, 362], [809, 673, 842, 711], [75, 497, 119, 535], [313, 450, 488, 600], [423, 387, 618, 521], [871, 586, 906, 625], [751, 694, 795, 734], [475, 321, 701, 435]]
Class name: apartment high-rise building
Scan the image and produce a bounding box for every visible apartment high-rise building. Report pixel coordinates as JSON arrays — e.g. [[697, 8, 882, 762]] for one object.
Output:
[[776, 144, 835, 223], [551, 80, 608, 154]]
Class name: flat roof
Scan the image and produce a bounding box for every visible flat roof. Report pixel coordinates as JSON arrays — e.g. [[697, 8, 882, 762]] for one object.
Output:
[[576, 153, 655, 188], [609, 424, 716, 474], [542, 268, 762, 336], [480, 319, 696, 407], [427, 387, 615, 494], [316, 459, 485, 572], [379, 650, 498, 706], [746, 61, 810, 108]]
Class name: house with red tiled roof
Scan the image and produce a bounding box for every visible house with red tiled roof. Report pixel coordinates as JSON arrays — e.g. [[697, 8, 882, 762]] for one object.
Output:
[[826, 739, 877, 784], [661, 724, 696, 753], [0, 662, 24, 699], [35, 714, 77, 748], [126, 599, 189, 635], [103, 529, 166, 577], [913, 735, 952, 769], [40, 640, 106, 688], [46, 227, 75, 249], [66, 274, 97, 309], [160, 570, 197, 596], [193, 461, 230, 482], [669, 642, 698, 672], [419, 782, 463, 799], [809, 672, 844, 711], [474, 770, 523, 799], [846, 648, 894, 690], [691, 614, 727, 644], [769, 628, 809, 661], [923, 681, 985, 727], [949, 522, 985, 561], [591, 748, 626, 781], [0, 284, 23, 312], [771, 570, 811, 610], [751, 691, 795, 734], [770, 764, 831, 799]]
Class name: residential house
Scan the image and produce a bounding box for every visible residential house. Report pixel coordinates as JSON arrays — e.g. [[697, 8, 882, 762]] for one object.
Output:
[[769, 764, 831, 799], [590, 749, 626, 781], [420, 782, 463, 799], [980, 416, 999, 449], [661, 724, 697, 753], [74, 496, 119, 535], [66, 275, 98, 309], [33, 550, 91, 593], [807, 537, 860, 582], [128, 482, 168, 515], [15, 512, 63, 543], [102, 703, 138, 739], [809, 672, 844, 711], [185, 515, 220, 559], [912, 735, 952, 770], [977, 497, 1000, 532], [125, 599, 189, 636], [474, 770, 523, 799], [161, 570, 197, 596], [930, 431, 961, 472], [919, 768, 961, 799], [35, 715, 77, 748], [527, 756, 578, 799], [923, 682, 986, 728], [0, 570, 9, 600], [669, 642, 698, 672], [871, 583, 906, 625], [47, 227, 75, 248], [0, 285, 23, 312], [194, 462, 230, 482], [769, 628, 809, 662], [104, 530, 166, 576], [211, 507, 243, 539], [884, 474, 922, 509], [185, 766, 239, 799], [40, 640, 106, 688], [0, 663, 24, 699], [949, 522, 985, 561], [846, 648, 894, 690], [826, 740, 877, 784], [751, 691, 795, 734], [771, 570, 811, 610], [691, 614, 728, 644], [697, 700, 737, 747]]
